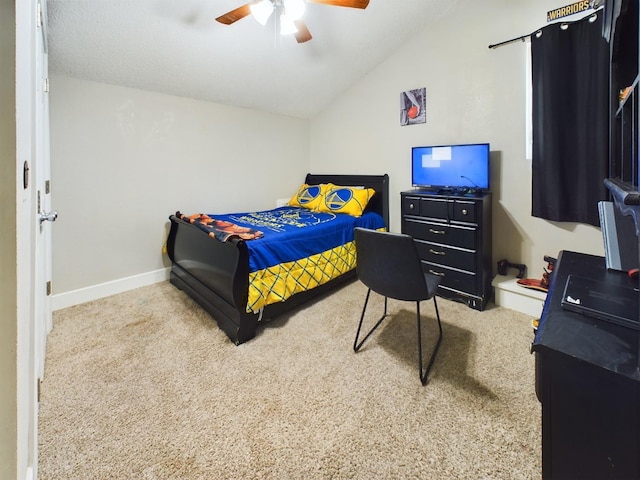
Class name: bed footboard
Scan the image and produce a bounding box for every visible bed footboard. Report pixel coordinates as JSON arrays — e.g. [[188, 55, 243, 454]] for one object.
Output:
[[167, 215, 258, 344]]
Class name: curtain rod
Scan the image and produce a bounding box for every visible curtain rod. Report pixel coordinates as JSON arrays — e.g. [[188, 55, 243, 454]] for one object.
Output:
[[488, 34, 530, 49], [489, 8, 601, 50]]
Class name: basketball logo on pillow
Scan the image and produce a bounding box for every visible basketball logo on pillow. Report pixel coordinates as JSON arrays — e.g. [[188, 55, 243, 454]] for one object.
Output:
[[324, 188, 353, 210], [315, 186, 373, 216], [297, 185, 322, 207]]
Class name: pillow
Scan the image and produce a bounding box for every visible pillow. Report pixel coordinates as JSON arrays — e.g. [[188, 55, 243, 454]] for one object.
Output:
[[316, 185, 375, 217], [287, 183, 332, 210]]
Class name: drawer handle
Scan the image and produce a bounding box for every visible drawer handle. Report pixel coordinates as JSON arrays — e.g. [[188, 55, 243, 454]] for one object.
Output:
[[428, 228, 445, 235], [429, 248, 446, 256], [409, 203, 415, 210], [461, 209, 468, 215], [429, 269, 445, 277]]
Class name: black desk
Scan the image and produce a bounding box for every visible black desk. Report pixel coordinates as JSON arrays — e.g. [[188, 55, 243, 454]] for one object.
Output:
[[532, 250, 640, 480]]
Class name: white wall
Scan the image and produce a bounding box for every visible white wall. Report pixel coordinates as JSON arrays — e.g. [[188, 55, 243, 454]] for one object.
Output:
[[309, 0, 604, 276], [49, 76, 310, 298]]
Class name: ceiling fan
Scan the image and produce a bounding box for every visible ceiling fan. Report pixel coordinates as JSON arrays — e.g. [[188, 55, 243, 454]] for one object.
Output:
[[215, 0, 370, 43]]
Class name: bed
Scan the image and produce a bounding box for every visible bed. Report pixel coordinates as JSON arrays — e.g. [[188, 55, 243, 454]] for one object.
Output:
[[166, 173, 389, 345]]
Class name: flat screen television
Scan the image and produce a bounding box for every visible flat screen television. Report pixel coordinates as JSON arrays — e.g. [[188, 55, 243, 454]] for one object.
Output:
[[411, 143, 490, 193]]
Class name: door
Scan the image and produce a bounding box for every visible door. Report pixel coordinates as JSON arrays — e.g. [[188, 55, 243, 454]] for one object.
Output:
[[34, 0, 54, 379], [33, 2, 55, 478], [17, 0, 54, 478]]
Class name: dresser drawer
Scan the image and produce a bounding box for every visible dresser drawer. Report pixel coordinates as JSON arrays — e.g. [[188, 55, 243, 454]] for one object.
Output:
[[415, 240, 476, 272], [403, 218, 476, 250], [422, 262, 477, 294], [401, 195, 422, 216], [420, 197, 449, 219], [454, 201, 476, 223]]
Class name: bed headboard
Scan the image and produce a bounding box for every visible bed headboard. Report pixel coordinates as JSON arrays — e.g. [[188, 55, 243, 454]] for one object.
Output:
[[305, 173, 390, 228]]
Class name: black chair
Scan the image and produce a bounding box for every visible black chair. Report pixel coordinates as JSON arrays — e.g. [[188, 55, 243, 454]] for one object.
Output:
[[353, 227, 443, 385]]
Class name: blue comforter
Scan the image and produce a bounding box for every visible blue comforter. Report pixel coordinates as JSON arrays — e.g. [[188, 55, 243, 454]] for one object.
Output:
[[210, 206, 385, 273]]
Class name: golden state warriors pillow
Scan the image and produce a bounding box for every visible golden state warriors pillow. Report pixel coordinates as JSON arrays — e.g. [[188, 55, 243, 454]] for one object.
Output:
[[287, 183, 332, 210], [316, 185, 375, 217]]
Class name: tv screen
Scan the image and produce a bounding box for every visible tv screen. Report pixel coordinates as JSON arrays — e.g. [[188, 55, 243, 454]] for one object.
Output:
[[411, 143, 490, 192]]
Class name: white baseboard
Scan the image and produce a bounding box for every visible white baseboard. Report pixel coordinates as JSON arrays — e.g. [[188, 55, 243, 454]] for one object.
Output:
[[52, 268, 171, 311], [492, 274, 547, 317]]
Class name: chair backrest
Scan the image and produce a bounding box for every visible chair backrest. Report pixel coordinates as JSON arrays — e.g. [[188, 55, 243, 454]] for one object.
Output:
[[354, 227, 435, 302]]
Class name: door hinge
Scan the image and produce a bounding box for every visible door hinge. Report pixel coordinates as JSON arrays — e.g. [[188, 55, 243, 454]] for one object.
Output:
[[44, 78, 49, 93], [46, 281, 52, 296], [23, 161, 29, 189], [37, 378, 42, 403], [45, 180, 50, 194], [36, 2, 42, 28]]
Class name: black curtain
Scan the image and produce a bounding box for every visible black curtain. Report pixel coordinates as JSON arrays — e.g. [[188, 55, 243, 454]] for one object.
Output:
[[531, 12, 609, 226]]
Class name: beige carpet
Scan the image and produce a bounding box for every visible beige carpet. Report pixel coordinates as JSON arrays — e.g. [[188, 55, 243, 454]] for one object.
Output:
[[38, 279, 541, 479]]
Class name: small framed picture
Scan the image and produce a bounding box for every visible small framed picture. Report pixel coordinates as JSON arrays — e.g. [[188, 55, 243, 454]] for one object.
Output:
[[400, 88, 426, 126]]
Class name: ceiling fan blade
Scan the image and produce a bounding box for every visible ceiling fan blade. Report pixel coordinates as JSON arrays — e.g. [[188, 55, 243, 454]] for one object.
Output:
[[215, 2, 257, 25], [306, 0, 370, 9], [294, 20, 313, 43]]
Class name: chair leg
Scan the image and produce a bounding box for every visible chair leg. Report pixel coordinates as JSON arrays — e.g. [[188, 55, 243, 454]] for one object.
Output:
[[354, 289, 389, 352], [417, 296, 443, 386]]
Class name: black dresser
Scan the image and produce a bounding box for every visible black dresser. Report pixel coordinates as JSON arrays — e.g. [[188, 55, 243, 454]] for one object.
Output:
[[532, 250, 640, 479], [400, 190, 492, 310]]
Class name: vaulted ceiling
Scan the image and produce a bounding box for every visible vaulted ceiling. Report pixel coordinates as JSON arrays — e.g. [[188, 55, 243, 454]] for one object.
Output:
[[47, 0, 459, 118]]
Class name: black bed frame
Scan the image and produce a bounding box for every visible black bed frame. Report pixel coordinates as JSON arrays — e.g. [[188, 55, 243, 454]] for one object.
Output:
[[166, 173, 389, 345]]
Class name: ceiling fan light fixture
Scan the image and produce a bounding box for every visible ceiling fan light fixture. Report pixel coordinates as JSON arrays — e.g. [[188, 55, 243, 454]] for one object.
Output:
[[280, 13, 298, 35], [250, 0, 274, 25], [283, 0, 305, 21]]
